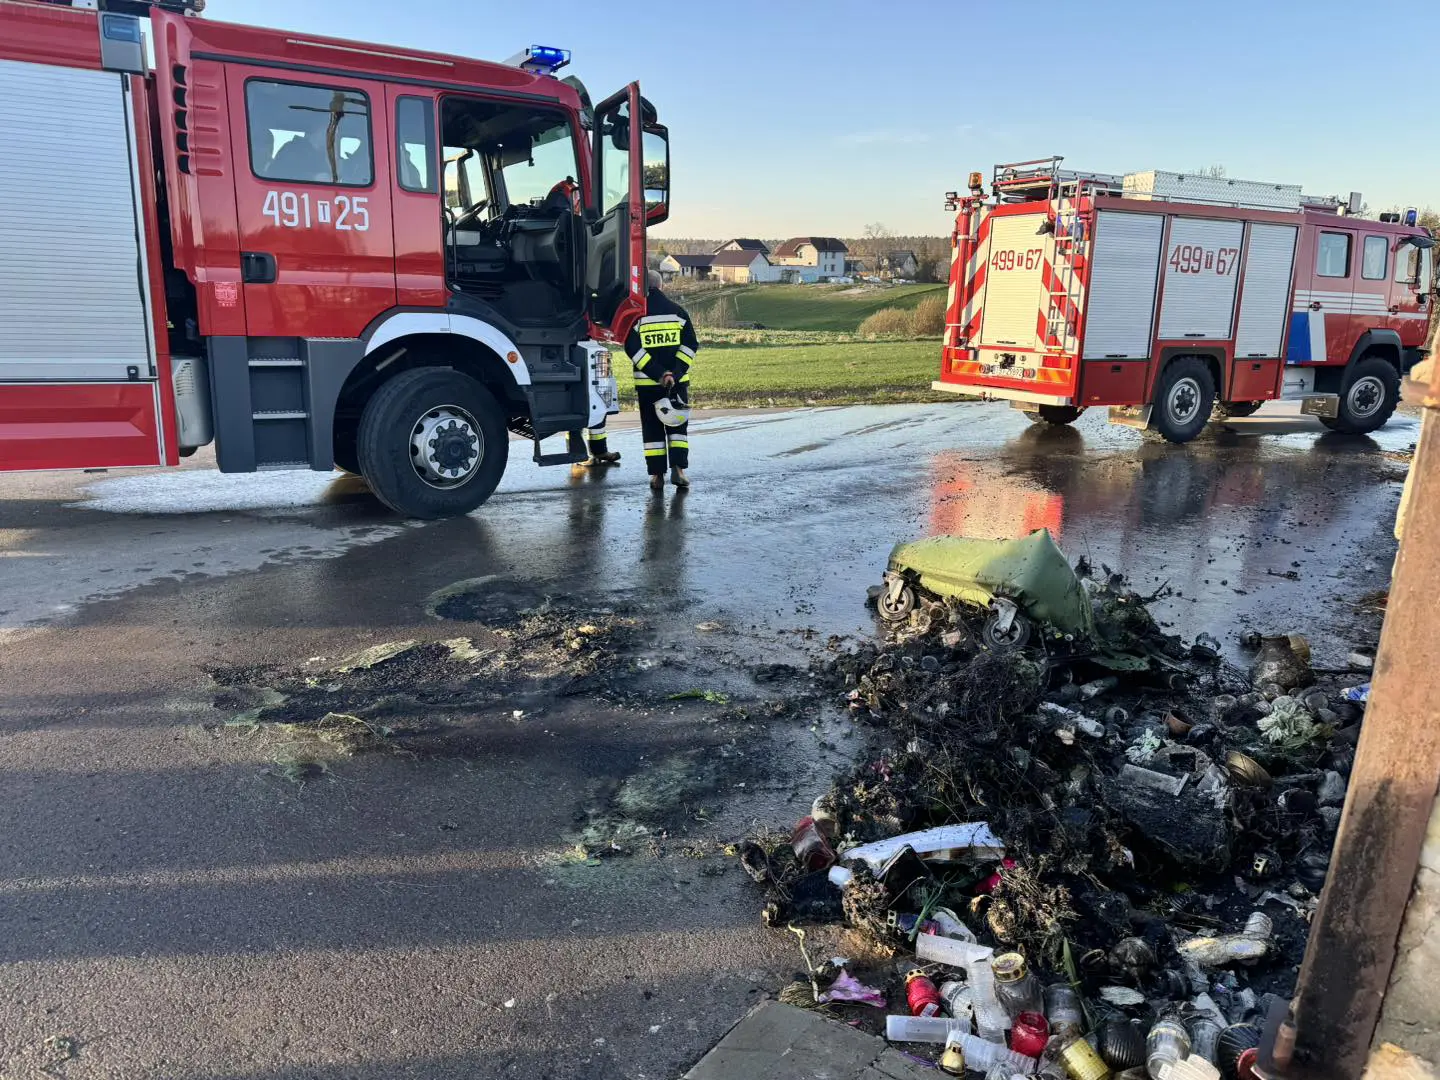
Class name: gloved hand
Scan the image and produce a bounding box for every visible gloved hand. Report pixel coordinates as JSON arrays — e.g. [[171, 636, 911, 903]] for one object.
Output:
[[660, 372, 676, 391]]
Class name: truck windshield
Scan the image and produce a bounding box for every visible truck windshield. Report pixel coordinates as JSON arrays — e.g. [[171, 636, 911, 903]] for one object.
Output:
[[498, 120, 577, 208]]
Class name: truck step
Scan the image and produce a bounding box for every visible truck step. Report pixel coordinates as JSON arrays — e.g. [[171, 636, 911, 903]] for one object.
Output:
[[532, 430, 587, 466], [1299, 394, 1339, 419], [248, 358, 303, 368]]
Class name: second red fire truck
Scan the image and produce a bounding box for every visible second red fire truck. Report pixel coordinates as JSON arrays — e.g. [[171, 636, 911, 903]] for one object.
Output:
[[936, 158, 1434, 442], [0, 0, 670, 517]]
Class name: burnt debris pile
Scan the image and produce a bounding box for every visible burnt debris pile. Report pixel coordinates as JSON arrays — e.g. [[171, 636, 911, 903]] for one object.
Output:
[[740, 531, 1371, 1076]]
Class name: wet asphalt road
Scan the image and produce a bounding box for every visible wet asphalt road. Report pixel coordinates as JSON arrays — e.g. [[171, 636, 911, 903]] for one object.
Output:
[[0, 402, 1411, 1079]]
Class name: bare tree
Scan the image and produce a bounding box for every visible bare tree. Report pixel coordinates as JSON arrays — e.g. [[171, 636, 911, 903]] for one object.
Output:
[[860, 222, 892, 263]]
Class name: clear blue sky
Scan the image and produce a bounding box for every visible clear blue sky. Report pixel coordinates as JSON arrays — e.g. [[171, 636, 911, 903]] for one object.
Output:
[[221, 0, 1438, 239]]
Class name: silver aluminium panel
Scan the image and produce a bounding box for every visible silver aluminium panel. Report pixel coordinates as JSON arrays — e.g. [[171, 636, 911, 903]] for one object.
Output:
[[0, 58, 152, 381], [1082, 211, 1164, 360]]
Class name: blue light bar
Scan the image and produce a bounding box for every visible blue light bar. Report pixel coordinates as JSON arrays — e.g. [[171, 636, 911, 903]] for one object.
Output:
[[1405, 208, 1419, 227], [512, 45, 571, 75]]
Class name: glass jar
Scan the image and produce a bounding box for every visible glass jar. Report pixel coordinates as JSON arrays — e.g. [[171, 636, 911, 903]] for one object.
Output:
[[1043, 983, 1085, 1039], [1011, 1012, 1051, 1058], [992, 952, 1043, 1020], [1145, 1018, 1191, 1079]]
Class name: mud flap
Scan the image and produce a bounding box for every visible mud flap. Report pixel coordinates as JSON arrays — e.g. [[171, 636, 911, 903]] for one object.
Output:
[[1108, 405, 1153, 430]]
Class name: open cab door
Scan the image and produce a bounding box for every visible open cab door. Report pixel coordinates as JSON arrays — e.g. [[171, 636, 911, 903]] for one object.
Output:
[[588, 84, 669, 344]]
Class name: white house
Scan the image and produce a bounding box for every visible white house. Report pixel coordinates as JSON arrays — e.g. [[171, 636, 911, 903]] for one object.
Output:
[[671, 253, 715, 280], [771, 237, 849, 282], [710, 248, 774, 284]]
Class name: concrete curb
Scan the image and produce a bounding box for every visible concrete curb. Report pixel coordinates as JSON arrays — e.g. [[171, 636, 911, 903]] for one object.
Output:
[[683, 1000, 933, 1080]]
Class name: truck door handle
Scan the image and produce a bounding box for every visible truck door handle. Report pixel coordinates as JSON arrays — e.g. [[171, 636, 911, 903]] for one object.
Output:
[[241, 252, 277, 284], [1308, 301, 1322, 310], [1390, 305, 1401, 314]]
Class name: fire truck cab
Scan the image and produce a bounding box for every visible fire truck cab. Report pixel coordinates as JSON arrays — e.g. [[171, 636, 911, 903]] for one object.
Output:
[[936, 158, 1434, 443], [0, 0, 671, 517]]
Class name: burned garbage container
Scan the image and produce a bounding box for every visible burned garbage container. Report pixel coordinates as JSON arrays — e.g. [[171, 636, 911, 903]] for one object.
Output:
[[876, 528, 1095, 650]]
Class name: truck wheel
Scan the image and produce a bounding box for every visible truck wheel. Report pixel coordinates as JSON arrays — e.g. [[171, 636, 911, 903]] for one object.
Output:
[[1022, 405, 1086, 426], [1214, 401, 1263, 420], [1320, 354, 1399, 435], [356, 368, 509, 519], [1150, 357, 1216, 444]]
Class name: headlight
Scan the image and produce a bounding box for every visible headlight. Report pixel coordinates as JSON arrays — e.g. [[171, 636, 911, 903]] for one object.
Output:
[[591, 347, 613, 379]]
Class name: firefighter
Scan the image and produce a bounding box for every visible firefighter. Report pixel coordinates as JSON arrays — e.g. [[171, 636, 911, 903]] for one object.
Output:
[[627, 271, 698, 490], [582, 420, 621, 467]]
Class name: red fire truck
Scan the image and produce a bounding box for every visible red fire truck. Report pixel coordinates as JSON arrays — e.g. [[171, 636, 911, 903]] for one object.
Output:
[[0, 0, 670, 517], [935, 157, 1434, 442]]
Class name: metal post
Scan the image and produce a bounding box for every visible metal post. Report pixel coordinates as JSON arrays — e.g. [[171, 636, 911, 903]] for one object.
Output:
[[1267, 331, 1440, 1079]]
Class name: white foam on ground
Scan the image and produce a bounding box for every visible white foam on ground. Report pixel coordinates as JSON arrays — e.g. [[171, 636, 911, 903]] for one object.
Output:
[[71, 469, 348, 515]]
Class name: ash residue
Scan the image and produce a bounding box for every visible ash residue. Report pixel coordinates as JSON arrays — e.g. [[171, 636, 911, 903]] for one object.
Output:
[[207, 597, 645, 743]]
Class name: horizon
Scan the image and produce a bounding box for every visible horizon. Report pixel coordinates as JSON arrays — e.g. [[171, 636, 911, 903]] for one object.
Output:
[[219, 0, 1440, 241]]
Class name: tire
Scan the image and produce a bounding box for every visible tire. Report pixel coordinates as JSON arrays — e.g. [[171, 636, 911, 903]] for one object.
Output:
[[877, 581, 917, 624], [1319, 354, 1399, 435], [356, 368, 509, 519], [1022, 405, 1086, 426], [1150, 357, 1217, 444], [1214, 401, 1263, 420], [981, 610, 1032, 651]]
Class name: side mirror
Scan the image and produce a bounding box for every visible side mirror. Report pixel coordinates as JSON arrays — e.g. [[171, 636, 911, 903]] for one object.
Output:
[[642, 126, 670, 225]]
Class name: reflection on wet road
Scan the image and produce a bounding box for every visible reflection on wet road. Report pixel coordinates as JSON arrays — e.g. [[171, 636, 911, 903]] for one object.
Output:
[[11, 403, 1410, 664]]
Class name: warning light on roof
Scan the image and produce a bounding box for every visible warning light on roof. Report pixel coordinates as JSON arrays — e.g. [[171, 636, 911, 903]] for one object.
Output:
[[507, 45, 572, 75], [1404, 207, 1419, 227]]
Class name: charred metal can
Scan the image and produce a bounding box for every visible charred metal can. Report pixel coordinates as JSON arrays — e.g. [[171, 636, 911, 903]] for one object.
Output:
[[905, 970, 943, 1017]]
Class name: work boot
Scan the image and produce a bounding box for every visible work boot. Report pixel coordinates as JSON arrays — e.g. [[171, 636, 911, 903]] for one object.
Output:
[[583, 451, 621, 467], [670, 467, 690, 489], [649, 473, 665, 491]]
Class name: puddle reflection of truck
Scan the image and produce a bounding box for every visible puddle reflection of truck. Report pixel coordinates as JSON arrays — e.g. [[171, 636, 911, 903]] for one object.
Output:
[[0, 0, 672, 518], [928, 430, 1379, 596], [934, 158, 1434, 442]]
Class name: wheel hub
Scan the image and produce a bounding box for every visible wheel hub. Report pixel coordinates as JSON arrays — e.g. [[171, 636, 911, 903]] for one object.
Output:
[[410, 406, 482, 488], [1167, 377, 1201, 425], [1347, 376, 1384, 419]]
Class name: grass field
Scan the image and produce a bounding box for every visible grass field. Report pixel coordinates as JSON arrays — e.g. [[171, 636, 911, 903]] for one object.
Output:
[[618, 338, 952, 408], [688, 283, 945, 332], [611, 281, 953, 408]]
